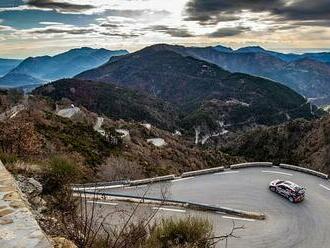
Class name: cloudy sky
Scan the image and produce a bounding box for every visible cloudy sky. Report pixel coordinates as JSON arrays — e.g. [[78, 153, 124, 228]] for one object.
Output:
[[0, 0, 330, 58]]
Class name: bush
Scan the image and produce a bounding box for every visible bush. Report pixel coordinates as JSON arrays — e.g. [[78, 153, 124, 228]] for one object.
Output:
[[43, 156, 81, 194], [145, 217, 214, 248], [0, 152, 19, 165]]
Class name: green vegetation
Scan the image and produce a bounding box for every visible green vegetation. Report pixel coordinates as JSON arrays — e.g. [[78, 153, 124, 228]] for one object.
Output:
[[145, 217, 214, 248], [0, 152, 19, 165], [36, 112, 115, 166], [43, 156, 81, 194]]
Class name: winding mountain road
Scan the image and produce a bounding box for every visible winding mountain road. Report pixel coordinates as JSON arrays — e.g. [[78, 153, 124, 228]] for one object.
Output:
[[99, 167, 330, 248]]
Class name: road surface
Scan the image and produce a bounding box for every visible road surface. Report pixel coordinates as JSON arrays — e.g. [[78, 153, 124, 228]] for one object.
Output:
[[96, 167, 330, 248]]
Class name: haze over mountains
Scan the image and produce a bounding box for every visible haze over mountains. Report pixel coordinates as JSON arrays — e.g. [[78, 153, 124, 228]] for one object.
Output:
[[0, 58, 22, 77], [0, 47, 128, 89], [1, 44, 330, 106]]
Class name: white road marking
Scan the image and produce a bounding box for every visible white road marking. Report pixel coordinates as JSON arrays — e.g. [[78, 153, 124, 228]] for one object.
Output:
[[221, 216, 256, 222], [73, 184, 125, 191], [153, 207, 186, 213], [172, 177, 195, 182], [125, 185, 148, 189], [320, 184, 330, 191], [262, 170, 293, 176], [214, 171, 240, 175], [87, 201, 118, 206]]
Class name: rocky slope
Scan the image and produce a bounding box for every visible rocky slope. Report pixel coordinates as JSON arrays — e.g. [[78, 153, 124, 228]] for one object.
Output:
[[222, 116, 330, 174], [0, 95, 243, 181]]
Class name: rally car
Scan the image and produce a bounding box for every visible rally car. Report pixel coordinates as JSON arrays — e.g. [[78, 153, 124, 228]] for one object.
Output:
[[269, 179, 305, 203]]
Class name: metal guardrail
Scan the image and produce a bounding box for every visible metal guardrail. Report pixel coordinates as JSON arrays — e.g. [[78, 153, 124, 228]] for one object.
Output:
[[74, 190, 265, 220], [230, 162, 273, 169], [279, 164, 328, 179], [72, 162, 329, 191], [181, 166, 225, 178]]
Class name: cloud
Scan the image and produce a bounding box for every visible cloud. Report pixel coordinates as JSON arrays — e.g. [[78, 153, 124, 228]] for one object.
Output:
[[147, 25, 194, 37], [99, 31, 140, 38], [185, 0, 330, 26], [31, 26, 94, 35], [26, 0, 94, 12], [208, 27, 250, 38]]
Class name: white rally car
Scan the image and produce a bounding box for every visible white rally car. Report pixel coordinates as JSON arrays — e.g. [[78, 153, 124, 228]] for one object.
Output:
[[269, 179, 305, 203]]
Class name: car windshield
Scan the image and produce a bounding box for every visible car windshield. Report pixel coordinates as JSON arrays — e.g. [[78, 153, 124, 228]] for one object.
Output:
[[294, 186, 304, 193]]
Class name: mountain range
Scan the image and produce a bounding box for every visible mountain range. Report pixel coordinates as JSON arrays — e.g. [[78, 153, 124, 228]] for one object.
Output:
[[33, 44, 317, 140], [2, 44, 330, 106], [155, 44, 330, 106], [0, 47, 128, 89]]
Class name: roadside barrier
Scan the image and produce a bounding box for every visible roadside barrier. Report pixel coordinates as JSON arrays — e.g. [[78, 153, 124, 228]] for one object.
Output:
[[74, 191, 266, 220], [279, 164, 328, 179], [230, 162, 273, 170], [181, 166, 225, 178], [129, 175, 176, 186]]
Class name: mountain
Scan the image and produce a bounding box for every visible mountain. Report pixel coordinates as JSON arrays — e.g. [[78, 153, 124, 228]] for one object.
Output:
[[0, 58, 22, 77], [213, 45, 233, 53], [33, 79, 179, 130], [234, 46, 300, 62], [0, 47, 128, 89], [223, 115, 330, 175], [165, 45, 330, 106], [76, 44, 317, 138], [300, 52, 330, 63]]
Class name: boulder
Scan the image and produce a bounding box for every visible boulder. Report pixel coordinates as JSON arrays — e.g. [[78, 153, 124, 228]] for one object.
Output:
[[16, 175, 43, 197]]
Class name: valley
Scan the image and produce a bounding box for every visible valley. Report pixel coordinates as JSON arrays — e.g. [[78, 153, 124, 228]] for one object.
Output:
[[0, 44, 329, 248]]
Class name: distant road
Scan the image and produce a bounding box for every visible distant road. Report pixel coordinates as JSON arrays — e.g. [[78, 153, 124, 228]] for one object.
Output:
[[100, 167, 330, 248]]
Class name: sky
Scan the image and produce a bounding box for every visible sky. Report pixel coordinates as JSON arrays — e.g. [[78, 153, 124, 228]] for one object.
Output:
[[0, 0, 330, 58]]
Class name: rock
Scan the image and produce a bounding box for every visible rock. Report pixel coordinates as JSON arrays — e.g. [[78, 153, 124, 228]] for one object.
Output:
[[0, 228, 15, 240], [9, 200, 25, 208], [53, 237, 78, 248], [147, 138, 167, 147], [0, 208, 15, 217], [0, 217, 13, 225], [30, 196, 46, 208], [16, 175, 43, 197], [3, 192, 20, 201]]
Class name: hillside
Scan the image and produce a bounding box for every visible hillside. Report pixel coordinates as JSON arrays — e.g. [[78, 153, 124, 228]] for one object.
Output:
[[76, 44, 317, 138], [0, 95, 243, 180], [33, 79, 179, 130], [223, 116, 330, 174], [0, 47, 128, 89]]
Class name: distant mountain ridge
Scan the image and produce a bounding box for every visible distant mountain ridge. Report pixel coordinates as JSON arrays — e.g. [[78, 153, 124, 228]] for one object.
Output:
[[75, 44, 318, 139], [0, 47, 128, 89], [152, 44, 330, 106], [0, 58, 22, 77]]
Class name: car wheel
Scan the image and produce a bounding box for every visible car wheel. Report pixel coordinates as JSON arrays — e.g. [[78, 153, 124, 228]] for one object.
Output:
[[270, 187, 276, 192], [288, 197, 294, 203]]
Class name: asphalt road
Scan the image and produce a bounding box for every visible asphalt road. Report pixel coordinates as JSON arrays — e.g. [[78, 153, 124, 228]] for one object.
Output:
[[97, 167, 330, 248]]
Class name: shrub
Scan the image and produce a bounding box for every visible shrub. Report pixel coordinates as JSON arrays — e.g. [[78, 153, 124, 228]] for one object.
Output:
[[145, 217, 214, 248], [0, 152, 19, 165], [43, 156, 81, 194]]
